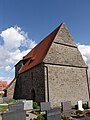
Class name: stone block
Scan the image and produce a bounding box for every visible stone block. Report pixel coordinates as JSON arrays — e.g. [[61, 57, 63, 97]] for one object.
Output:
[[22, 100, 33, 110], [87, 101, 90, 108], [3, 97, 8, 103], [77, 100, 84, 111], [0, 97, 3, 104], [9, 100, 33, 111], [61, 101, 72, 111], [47, 108, 61, 120], [9, 102, 24, 111], [40, 102, 50, 111], [1, 110, 26, 120]]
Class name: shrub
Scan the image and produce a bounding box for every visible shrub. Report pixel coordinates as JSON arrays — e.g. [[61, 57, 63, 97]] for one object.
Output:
[[8, 99, 16, 103], [33, 102, 40, 109], [37, 114, 45, 120], [0, 105, 8, 112], [83, 103, 88, 109], [74, 104, 78, 109]]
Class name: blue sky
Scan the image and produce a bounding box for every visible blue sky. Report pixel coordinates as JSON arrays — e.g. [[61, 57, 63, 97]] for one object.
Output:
[[0, 0, 90, 82]]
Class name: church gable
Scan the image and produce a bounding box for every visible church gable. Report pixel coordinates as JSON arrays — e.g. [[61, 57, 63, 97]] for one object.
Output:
[[54, 23, 76, 47], [44, 23, 87, 68]]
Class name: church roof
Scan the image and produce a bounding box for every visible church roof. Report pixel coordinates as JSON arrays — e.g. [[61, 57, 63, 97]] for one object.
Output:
[[19, 23, 62, 74]]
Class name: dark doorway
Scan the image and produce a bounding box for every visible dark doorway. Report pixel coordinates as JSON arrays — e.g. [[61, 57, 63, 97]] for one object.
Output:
[[3, 90, 7, 97], [31, 89, 35, 101]]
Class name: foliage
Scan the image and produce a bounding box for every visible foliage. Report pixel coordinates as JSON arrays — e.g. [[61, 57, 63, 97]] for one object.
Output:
[[82, 103, 88, 109], [74, 102, 89, 110], [0, 105, 8, 112], [33, 102, 40, 109], [74, 104, 78, 109], [8, 99, 17, 103], [61, 113, 69, 120], [37, 114, 45, 120]]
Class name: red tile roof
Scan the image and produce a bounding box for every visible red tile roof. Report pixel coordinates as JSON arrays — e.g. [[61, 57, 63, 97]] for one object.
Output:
[[0, 81, 8, 91], [19, 23, 62, 74]]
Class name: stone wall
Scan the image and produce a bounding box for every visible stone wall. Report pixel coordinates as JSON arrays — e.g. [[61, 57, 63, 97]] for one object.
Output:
[[54, 23, 76, 47], [14, 63, 45, 102], [6, 79, 16, 100], [44, 64, 89, 108], [43, 23, 89, 108], [44, 43, 86, 67]]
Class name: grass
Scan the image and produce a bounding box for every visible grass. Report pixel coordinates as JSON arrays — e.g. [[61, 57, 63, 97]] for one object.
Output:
[[0, 105, 8, 112], [8, 99, 17, 103], [0, 99, 16, 112]]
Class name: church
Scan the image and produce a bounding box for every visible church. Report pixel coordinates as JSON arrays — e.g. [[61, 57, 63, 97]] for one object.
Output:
[[14, 23, 89, 108]]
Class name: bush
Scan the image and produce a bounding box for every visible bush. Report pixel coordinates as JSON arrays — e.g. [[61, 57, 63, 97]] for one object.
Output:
[[83, 103, 88, 109], [33, 102, 40, 109], [74, 104, 78, 109], [8, 99, 16, 103], [74, 103, 88, 110], [0, 105, 8, 112], [37, 114, 45, 120]]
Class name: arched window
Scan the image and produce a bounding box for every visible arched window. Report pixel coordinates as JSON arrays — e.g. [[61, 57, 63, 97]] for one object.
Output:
[[31, 89, 35, 101]]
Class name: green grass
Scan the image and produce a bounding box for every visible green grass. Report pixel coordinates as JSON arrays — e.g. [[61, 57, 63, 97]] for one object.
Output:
[[8, 99, 17, 103], [0, 105, 8, 112]]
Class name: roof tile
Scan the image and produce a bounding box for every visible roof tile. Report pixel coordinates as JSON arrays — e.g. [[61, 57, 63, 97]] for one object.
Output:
[[19, 24, 62, 74]]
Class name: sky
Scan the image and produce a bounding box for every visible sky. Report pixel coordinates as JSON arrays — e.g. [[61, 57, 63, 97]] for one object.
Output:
[[0, 0, 90, 83]]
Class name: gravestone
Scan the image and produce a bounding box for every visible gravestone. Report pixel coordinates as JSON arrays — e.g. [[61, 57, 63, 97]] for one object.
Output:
[[3, 97, 8, 103], [47, 108, 61, 120], [21, 100, 33, 110], [61, 101, 72, 111], [1, 110, 26, 120], [9, 100, 33, 111], [77, 100, 84, 111], [40, 102, 51, 111], [87, 100, 90, 108], [0, 97, 3, 104], [9, 102, 24, 111]]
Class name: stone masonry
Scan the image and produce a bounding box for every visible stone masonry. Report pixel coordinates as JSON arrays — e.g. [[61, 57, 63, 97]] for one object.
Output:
[[14, 23, 89, 108]]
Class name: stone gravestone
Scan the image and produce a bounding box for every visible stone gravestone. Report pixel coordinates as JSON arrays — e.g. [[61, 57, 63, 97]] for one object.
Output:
[[2, 110, 26, 120], [87, 100, 90, 108], [9, 102, 24, 111], [47, 108, 61, 120], [40, 102, 51, 111], [61, 101, 72, 112], [9, 100, 33, 111], [77, 100, 84, 111], [21, 100, 33, 110], [3, 97, 8, 103]]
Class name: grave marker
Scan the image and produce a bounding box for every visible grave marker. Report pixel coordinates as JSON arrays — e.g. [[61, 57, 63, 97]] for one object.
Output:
[[40, 102, 50, 111], [61, 101, 71, 111], [77, 100, 84, 111], [47, 108, 61, 120]]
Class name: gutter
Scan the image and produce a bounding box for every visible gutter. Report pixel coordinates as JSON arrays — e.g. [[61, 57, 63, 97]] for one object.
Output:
[[44, 66, 49, 102]]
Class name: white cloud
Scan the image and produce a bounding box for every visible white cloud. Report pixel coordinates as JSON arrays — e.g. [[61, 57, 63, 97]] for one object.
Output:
[[0, 26, 37, 82], [0, 26, 36, 67], [78, 44, 90, 77], [5, 65, 12, 72]]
